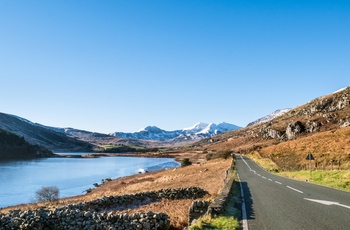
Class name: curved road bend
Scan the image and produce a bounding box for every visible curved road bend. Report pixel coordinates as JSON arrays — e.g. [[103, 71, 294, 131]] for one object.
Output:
[[236, 155, 350, 230]]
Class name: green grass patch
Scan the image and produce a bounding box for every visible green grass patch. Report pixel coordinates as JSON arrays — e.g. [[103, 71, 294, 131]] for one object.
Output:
[[189, 216, 239, 230], [278, 170, 350, 192]]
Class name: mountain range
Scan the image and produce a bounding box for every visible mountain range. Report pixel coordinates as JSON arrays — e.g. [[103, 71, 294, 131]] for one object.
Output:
[[110, 122, 241, 141], [0, 112, 242, 153]]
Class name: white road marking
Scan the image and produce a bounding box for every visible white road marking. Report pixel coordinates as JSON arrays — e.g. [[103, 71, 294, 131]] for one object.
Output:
[[237, 173, 249, 230], [275, 181, 282, 185], [287, 186, 304, 194], [241, 156, 252, 170], [304, 198, 350, 210], [262, 176, 267, 179], [268, 178, 273, 181], [257, 174, 261, 177]]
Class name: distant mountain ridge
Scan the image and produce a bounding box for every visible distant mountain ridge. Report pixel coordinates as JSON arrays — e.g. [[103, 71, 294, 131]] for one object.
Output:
[[247, 109, 291, 126], [0, 113, 93, 152], [110, 122, 241, 141], [0, 112, 242, 149]]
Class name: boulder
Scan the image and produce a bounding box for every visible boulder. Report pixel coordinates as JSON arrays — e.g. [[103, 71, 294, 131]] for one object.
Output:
[[286, 121, 305, 140]]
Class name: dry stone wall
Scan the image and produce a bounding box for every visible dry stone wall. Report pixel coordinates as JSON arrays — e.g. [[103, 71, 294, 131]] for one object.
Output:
[[188, 157, 235, 226], [188, 200, 211, 224], [207, 167, 234, 217], [0, 187, 207, 230], [0, 209, 169, 230]]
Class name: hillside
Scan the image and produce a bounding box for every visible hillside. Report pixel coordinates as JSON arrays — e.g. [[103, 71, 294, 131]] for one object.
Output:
[[193, 86, 350, 170], [0, 129, 54, 160], [0, 113, 93, 152]]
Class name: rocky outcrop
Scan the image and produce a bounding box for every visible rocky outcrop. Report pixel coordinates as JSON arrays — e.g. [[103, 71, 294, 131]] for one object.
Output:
[[305, 120, 321, 133], [260, 127, 283, 139], [286, 121, 305, 140], [297, 87, 350, 117], [258, 121, 308, 141], [339, 117, 350, 128]]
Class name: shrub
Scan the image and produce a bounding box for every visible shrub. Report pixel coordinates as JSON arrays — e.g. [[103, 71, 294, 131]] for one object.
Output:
[[181, 158, 192, 167], [35, 186, 59, 202]]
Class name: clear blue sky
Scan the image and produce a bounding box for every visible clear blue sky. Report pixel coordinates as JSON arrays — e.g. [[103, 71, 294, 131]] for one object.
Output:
[[0, 0, 349, 133]]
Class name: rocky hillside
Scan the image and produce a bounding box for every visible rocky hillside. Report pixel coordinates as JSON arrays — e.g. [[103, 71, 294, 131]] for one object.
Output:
[[194, 86, 350, 170], [0, 113, 93, 152], [0, 129, 54, 160]]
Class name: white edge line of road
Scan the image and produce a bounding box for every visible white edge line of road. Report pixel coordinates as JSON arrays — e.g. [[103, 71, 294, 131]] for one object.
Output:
[[237, 173, 249, 230]]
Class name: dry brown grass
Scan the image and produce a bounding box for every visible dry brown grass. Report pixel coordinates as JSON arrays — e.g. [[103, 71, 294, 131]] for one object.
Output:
[[195, 121, 350, 172], [115, 199, 192, 229], [88, 158, 231, 199], [258, 126, 350, 170], [1, 157, 232, 229]]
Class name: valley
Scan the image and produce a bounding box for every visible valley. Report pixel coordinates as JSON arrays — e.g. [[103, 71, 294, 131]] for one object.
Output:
[[0, 86, 349, 229]]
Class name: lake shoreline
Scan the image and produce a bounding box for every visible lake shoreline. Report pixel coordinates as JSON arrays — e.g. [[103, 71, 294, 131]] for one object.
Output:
[[56, 150, 204, 163], [0, 154, 182, 209]]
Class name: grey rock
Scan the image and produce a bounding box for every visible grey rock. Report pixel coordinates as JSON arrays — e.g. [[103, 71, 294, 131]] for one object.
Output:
[[286, 121, 305, 140]]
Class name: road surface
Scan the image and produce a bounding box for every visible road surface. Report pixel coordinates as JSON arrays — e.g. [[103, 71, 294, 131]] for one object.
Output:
[[236, 155, 350, 230]]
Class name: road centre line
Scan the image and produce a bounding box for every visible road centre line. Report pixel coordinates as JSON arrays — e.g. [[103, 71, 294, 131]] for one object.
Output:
[[275, 181, 282, 185], [262, 176, 267, 179], [268, 178, 273, 181], [287, 186, 304, 194]]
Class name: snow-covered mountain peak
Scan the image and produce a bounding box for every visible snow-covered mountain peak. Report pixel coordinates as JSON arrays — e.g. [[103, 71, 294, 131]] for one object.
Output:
[[139, 126, 163, 133], [182, 122, 208, 131], [112, 122, 241, 141], [196, 123, 216, 135], [217, 122, 240, 130], [247, 108, 291, 126]]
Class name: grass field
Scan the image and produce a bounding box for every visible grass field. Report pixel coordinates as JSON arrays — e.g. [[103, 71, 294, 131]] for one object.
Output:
[[278, 170, 350, 192], [246, 151, 350, 192]]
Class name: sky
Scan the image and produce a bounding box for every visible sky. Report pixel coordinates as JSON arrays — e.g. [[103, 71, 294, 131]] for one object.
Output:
[[0, 0, 349, 133]]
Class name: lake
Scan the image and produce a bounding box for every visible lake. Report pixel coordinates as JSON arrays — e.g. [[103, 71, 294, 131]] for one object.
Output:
[[0, 154, 179, 208]]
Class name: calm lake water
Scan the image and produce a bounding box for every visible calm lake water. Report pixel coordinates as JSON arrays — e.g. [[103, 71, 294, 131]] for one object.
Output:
[[0, 154, 179, 208]]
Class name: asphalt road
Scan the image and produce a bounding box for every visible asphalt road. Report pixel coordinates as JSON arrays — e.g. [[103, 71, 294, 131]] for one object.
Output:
[[236, 155, 350, 230]]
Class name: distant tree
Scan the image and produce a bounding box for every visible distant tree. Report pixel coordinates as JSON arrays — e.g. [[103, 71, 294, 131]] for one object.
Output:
[[35, 186, 59, 202], [181, 158, 192, 167]]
